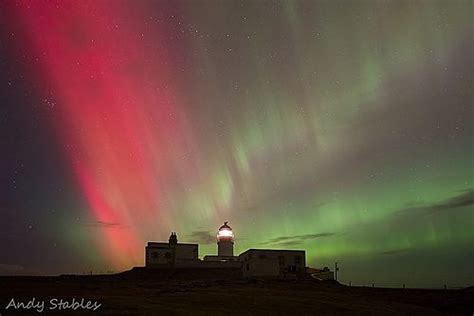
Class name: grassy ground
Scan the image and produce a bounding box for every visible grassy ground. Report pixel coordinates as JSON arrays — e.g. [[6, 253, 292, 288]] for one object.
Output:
[[0, 276, 472, 315]]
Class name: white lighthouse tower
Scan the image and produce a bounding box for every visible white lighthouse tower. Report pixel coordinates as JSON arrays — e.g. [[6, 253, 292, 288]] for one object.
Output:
[[203, 221, 238, 262], [217, 221, 234, 257]]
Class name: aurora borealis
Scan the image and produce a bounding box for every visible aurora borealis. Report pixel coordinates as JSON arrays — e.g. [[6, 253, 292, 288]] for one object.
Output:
[[0, 0, 472, 288]]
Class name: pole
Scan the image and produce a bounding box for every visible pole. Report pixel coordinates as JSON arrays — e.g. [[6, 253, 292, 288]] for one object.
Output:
[[334, 262, 339, 281]]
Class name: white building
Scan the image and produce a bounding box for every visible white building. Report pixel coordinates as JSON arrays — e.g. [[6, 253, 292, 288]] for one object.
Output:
[[239, 249, 306, 278], [307, 267, 335, 281], [145, 232, 198, 267]]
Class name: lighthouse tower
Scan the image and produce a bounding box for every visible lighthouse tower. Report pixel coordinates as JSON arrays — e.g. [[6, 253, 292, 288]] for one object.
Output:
[[217, 221, 234, 257]]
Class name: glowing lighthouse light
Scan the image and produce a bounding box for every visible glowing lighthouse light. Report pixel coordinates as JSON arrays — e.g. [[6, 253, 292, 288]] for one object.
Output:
[[217, 228, 234, 239], [217, 221, 234, 241], [217, 221, 234, 256]]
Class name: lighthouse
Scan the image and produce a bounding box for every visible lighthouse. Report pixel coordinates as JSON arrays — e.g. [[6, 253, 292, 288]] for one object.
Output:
[[146, 221, 310, 279], [203, 221, 238, 262], [217, 221, 234, 257]]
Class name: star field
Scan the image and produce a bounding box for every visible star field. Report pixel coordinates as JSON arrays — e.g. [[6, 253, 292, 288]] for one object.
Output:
[[0, 0, 472, 287]]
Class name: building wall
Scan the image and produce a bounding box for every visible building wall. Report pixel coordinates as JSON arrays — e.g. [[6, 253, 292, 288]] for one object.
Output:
[[239, 249, 306, 278], [174, 260, 242, 269], [217, 241, 234, 256], [242, 257, 280, 277], [203, 255, 239, 262], [145, 243, 198, 267], [145, 243, 172, 266], [175, 244, 198, 261]]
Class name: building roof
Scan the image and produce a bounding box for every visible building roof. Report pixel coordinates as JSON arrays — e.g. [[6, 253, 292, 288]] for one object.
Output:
[[238, 248, 305, 255], [219, 221, 232, 231], [147, 242, 198, 247]]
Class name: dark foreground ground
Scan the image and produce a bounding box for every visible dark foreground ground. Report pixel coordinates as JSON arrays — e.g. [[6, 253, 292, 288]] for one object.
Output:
[[0, 274, 472, 315]]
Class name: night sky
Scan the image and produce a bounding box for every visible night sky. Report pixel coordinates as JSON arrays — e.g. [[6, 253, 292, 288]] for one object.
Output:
[[0, 1, 472, 288]]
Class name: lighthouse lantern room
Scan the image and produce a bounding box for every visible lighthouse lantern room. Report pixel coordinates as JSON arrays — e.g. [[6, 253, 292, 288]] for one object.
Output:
[[217, 221, 234, 256]]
